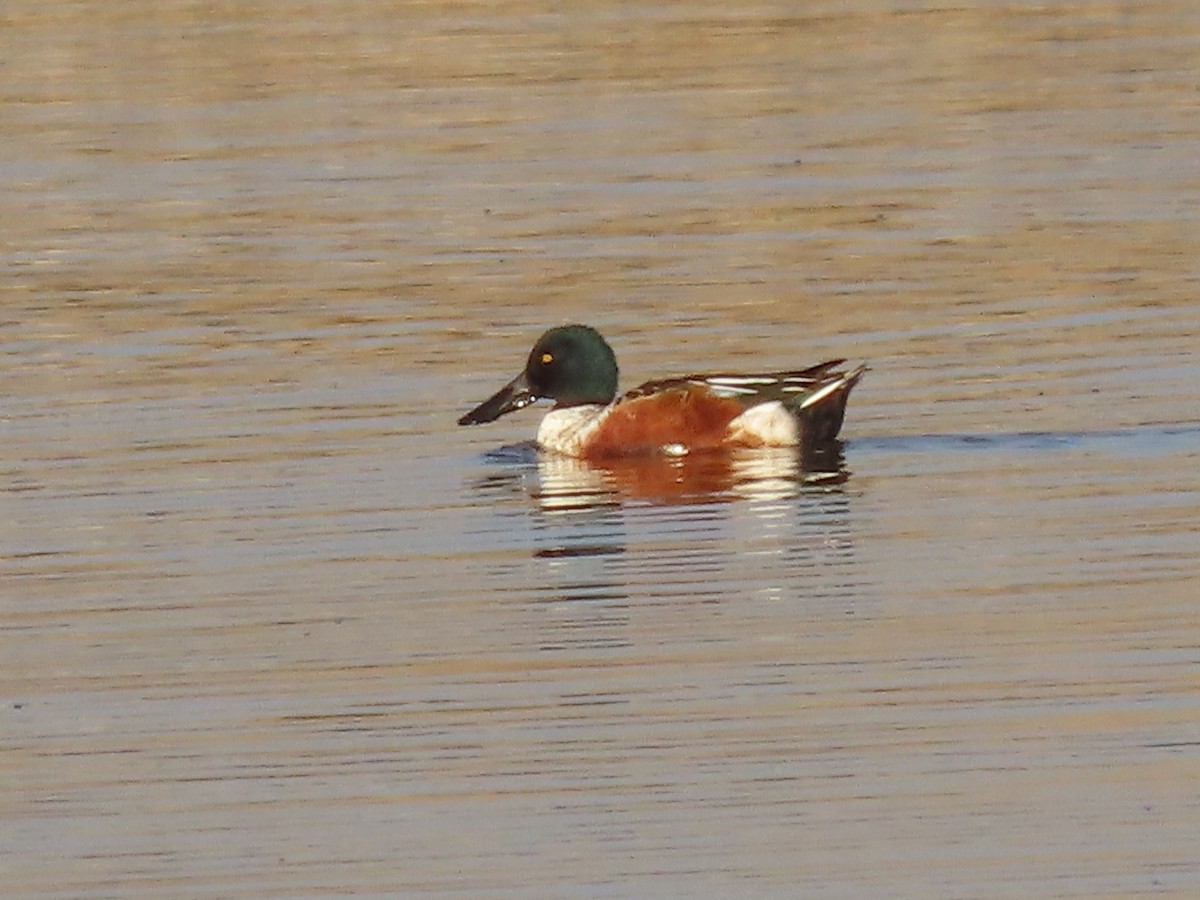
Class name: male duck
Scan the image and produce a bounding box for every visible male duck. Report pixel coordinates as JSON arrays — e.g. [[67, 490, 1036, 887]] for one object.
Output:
[[458, 324, 866, 459]]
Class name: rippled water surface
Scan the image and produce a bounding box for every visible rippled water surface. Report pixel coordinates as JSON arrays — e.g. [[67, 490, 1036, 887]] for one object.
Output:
[[4, 2, 1200, 897]]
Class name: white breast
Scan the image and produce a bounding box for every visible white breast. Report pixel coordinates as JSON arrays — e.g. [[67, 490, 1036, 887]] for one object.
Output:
[[536, 405, 610, 456]]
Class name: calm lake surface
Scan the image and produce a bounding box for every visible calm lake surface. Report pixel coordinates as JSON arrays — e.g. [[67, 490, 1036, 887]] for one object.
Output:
[[3, 1, 1199, 897]]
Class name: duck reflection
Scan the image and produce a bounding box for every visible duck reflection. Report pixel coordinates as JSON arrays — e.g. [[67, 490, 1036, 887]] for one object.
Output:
[[534, 441, 849, 510], [468, 439, 850, 510], [464, 441, 860, 652]]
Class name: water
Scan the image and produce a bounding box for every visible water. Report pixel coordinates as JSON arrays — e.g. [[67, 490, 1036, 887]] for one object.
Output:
[[3, 2, 1200, 897]]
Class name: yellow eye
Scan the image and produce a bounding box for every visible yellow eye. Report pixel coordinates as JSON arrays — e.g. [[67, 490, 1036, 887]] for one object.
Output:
[[541, 352, 554, 365]]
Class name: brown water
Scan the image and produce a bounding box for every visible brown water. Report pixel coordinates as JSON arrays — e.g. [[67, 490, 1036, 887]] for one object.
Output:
[[4, 2, 1200, 897]]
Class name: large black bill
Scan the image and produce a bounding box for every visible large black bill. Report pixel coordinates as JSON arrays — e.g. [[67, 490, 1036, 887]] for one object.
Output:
[[458, 372, 540, 426]]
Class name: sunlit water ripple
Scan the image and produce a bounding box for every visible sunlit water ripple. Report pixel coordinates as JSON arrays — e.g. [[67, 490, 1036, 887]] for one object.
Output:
[[4, 1, 1200, 897]]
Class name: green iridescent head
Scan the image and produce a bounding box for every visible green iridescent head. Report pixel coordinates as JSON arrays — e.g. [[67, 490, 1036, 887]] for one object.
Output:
[[458, 324, 619, 426]]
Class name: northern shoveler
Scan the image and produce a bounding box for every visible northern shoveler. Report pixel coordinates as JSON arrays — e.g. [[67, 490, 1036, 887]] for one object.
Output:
[[458, 324, 866, 459]]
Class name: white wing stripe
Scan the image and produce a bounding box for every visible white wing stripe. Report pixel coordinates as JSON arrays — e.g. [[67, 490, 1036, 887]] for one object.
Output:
[[799, 376, 849, 410], [702, 376, 778, 386]]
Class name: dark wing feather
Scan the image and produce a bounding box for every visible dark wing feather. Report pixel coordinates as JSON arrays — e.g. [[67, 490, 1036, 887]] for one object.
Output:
[[623, 360, 867, 445], [625, 359, 850, 407]]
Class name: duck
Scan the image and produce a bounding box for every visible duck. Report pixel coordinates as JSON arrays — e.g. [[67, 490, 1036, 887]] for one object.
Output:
[[458, 324, 865, 459]]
